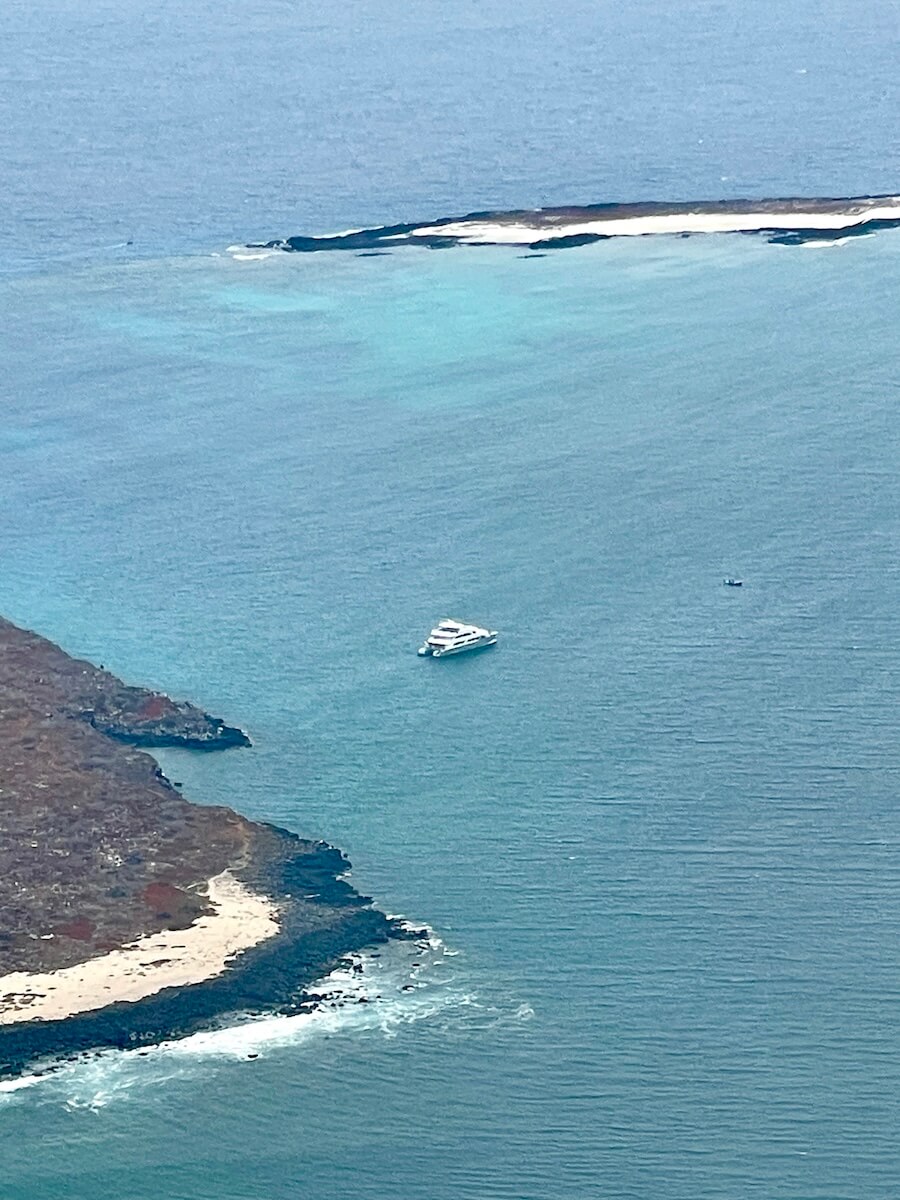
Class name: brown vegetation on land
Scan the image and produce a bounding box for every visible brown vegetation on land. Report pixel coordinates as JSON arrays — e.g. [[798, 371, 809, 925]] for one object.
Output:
[[0, 617, 254, 974]]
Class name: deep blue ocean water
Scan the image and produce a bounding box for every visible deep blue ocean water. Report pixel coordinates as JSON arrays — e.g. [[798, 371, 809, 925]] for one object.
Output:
[[4, 3, 900, 1198]]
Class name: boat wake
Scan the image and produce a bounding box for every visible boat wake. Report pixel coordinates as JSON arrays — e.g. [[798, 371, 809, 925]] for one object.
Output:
[[244, 194, 900, 255], [0, 924, 531, 1111]]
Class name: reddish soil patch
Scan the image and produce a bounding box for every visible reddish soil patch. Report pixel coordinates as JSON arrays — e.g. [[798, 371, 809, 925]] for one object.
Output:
[[0, 614, 254, 974], [142, 882, 191, 911], [136, 695, 174, 721], [54, 917, 95, 941]]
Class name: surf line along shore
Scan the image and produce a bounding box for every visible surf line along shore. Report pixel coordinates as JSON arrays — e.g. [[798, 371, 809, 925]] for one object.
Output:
[[0, 616, 412, 1079]]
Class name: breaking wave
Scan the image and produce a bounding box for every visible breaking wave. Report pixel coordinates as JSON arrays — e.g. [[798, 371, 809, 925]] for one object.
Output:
[[0, 924, 532, 1111], [244, 194, 900, 255]]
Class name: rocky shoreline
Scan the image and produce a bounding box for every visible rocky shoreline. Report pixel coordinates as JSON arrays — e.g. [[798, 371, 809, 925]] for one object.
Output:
[[0, 835, 410, 1081], [248, 193, 900, 253], [0, 618, 409, 1081]]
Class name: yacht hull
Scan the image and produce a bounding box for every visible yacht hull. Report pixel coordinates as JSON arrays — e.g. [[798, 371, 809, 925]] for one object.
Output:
[[430, 635, 497, 658]]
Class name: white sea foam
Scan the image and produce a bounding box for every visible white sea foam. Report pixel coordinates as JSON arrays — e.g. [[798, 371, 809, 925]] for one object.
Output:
[[227, 228, 371, 259], [798, 233, 877, 249], [226, 247, 282, 261], [0, 924, 531, 1110]]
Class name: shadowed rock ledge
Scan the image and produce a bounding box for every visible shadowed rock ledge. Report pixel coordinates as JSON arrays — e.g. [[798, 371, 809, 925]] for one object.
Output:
[[0, 617, 407, 1080], [0, 616, 251, 750]]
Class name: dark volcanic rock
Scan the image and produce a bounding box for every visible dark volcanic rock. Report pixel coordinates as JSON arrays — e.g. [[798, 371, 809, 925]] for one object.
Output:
[[0, 831, 405, 1080], [249, 193, 900, 254], [0, 617, 250, 750], [0, 617, 403, 1079]]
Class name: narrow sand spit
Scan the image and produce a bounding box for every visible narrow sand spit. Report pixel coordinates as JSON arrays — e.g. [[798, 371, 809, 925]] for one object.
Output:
[[0, 872, 279, 1024]]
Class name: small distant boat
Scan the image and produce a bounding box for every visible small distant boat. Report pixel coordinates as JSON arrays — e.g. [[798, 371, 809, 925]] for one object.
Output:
[[723, 577, 743, 587], [417, 619, 498, 658]]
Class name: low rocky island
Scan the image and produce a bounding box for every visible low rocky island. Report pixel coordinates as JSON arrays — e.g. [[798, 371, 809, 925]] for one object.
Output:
[[250, 193, 900, 253], [0, 617, 406, 1080]]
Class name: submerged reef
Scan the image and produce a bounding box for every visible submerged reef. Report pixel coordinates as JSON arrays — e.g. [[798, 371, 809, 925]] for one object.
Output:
[[0, 617, 405, 1079]]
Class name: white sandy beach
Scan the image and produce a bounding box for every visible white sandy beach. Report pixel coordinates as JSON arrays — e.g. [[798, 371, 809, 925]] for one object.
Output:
[[409, 198, 900, 244], [0, 871, 279, 1024]]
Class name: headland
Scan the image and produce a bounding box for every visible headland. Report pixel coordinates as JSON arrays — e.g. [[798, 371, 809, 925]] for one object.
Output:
[[0, 617, 406, 1079]]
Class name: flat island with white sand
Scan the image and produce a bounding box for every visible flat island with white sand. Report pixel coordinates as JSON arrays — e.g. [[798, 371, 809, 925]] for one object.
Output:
[[252, 193, 900, 253], [0, 617, 407, 1079]]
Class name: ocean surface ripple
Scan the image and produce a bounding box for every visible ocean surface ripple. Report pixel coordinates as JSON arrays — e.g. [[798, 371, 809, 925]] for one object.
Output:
[[4, 233, 900, 1197]]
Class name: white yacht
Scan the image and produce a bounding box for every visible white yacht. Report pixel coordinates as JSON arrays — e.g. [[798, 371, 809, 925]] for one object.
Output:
[[417, 619, 498, 658]]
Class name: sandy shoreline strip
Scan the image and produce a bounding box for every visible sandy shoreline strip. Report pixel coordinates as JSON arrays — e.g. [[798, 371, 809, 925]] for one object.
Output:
[[0, 872, 279, 1025], [410, 200, 900, 244]]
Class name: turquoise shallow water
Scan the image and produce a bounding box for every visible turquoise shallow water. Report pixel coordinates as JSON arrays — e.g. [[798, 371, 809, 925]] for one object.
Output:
[[3, 233, 900, 1196]]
